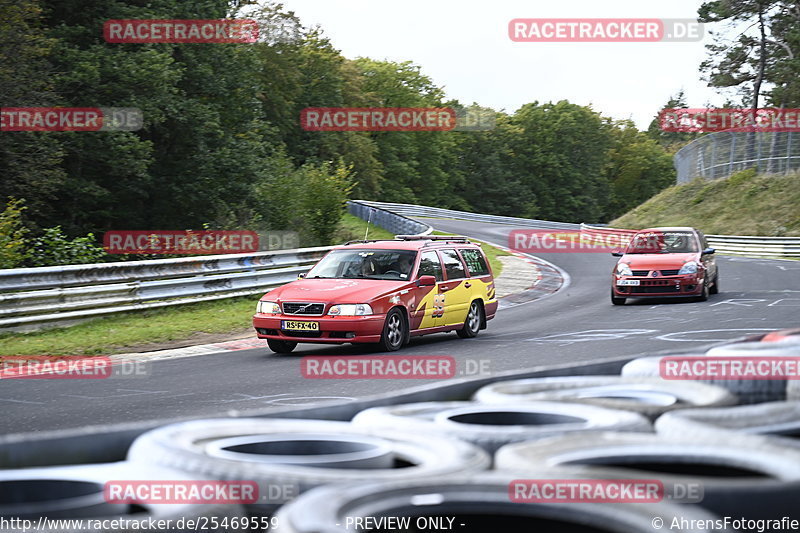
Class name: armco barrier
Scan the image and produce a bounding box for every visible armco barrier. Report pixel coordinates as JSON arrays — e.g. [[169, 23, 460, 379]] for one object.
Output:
[[581, 224, 800, 259], [355, 200, 580, 230], [356, 201, 799, 258], [0, 248, 333, 332]]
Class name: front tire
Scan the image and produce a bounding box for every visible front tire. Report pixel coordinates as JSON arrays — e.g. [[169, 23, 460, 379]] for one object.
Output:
[[378, 308, 406, 352], [457, 301, 483, 339], [710, 272, 719, 295], [611, 290, 626, 306], [267, 338, 297, 354]]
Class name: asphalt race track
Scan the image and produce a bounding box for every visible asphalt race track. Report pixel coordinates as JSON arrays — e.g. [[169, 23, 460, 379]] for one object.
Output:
[[3, 218, 799, 433]]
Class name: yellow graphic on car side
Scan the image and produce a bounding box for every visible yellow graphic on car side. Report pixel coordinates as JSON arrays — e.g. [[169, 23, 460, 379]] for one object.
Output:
[[415, 278, 496, 329]]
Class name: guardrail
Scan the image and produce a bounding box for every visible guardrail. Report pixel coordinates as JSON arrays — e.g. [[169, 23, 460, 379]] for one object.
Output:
[[347, 201, 433, 236], [354, 201, 580, 230], [0, 248, 333, 332], [0, 201, 433, 333], [581, 224, 800, 259], [366, 201, 799, 259]]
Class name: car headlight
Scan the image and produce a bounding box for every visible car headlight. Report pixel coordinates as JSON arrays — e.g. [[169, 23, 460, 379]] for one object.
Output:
[[679, 261, 698, 275], [615, 263, 632, 276], [257, 301, 281, 314], [328, 304, 373, 316]]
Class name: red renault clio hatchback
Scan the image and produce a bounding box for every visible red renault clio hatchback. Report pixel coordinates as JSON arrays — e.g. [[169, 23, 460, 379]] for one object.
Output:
[[253, 236, 498, 353], [611, 227, 719, 305]]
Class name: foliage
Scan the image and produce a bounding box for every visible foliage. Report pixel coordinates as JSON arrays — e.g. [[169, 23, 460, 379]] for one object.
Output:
[[26, 226, 106, 266], [0, 198, 29, 268], [0, 0, 685, 269]]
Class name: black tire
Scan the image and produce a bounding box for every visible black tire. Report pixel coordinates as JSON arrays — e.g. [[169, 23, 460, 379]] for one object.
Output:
[[656, 401, 800, 450], [378, 308, 406, 352], [495, 431, 800, 522], [611, 290, 626, 306], [352, 400, 651, 453], [472, 376, 737, 419], [0, 462, 244, 531], [126, 418, 489, 516], [710, 271, 719, 294], [457, 300, 483, 339], [268, 339, 297, 354], [272, 473, 724, 533]]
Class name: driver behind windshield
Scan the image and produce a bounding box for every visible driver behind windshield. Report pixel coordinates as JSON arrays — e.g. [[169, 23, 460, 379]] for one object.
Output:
[[386, 253, 415, 279]]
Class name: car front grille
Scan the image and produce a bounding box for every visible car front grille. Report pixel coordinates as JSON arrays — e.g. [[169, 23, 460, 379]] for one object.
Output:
[[630, 269, 682, 277], [283, 330, 323, 338], [630, 285, 681, 294], [282, 302, 325, 315]]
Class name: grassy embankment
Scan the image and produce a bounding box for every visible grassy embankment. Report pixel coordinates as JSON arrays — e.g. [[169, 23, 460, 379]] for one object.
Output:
[[611, 169, 800, 237]]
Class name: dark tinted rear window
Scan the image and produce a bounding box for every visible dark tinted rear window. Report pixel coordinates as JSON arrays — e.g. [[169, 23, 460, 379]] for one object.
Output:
[[460, 248, 490, 276]]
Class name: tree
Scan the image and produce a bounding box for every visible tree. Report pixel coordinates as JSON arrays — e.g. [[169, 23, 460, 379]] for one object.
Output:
[[0, 0, 66, 226], [606, 121, 677, 219]]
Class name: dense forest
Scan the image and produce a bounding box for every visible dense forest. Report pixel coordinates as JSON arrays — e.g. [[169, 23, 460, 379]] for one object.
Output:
[[1, 0, 798, 266]]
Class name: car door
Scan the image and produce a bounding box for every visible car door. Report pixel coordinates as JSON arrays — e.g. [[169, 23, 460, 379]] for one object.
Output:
[[459, 247, 495, 303], [413, 250, 445, 330], [697, 230, 717, 280], [437, 249, 471, 327]]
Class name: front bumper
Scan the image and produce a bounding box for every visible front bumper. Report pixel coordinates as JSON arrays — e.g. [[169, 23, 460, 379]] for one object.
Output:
[[612, 274, 704, 298], [253, 313, 386, 344]]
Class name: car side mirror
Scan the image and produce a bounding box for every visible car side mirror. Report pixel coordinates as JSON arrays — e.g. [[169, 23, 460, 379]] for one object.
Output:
[[416, 275, 436, 287], [297, 273, 306, 279], [611, 250, 623, 257], [702, 248, 716, 256]]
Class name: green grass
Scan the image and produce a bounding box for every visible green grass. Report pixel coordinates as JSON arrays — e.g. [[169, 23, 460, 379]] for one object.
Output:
[[0, 297, 259, 356], [335, 213, 395, 242], [0, 214, 509, 356], [611, 169, 800, 237]]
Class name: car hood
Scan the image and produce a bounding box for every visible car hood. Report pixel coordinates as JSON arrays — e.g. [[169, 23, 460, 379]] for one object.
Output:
[[620, 252, 699, 269], [263, 278, 412, 303]]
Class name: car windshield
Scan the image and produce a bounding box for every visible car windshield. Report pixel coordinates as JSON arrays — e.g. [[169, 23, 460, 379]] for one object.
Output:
[[306, 249, 417, 280], [625, 231, 699, 254]]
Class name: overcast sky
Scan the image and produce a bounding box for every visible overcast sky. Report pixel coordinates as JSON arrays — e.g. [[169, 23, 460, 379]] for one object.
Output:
[[277, 0, 725, 129]]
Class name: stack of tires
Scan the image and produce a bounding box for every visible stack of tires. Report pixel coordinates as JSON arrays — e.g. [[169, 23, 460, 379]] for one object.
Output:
[[4, 329, 800, 532]]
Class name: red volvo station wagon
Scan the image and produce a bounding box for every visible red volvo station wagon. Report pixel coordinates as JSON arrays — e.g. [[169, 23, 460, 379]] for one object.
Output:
[[253, 236, 498, 353]]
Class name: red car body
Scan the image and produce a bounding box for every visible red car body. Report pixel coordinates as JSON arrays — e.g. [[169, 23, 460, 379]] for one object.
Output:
[[611, 227, 718, 305]]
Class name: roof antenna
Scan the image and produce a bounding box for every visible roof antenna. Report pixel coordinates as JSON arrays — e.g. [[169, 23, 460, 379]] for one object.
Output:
[[364, 207, 374, 241]]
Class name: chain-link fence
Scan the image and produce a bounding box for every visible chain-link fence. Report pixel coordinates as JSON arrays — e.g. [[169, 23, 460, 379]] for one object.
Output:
[[675, 131, 800, 183]]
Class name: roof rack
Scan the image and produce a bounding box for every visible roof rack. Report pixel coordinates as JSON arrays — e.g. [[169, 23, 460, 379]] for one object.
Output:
[[343, 238, 398, 246], [395, 235, 471, 242]]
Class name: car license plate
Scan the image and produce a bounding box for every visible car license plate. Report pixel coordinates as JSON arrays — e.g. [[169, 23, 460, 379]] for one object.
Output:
[[282, 320, 320, 331], [617, 279, 640, 286]]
